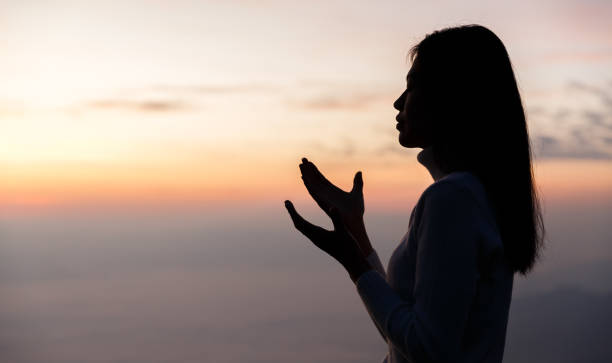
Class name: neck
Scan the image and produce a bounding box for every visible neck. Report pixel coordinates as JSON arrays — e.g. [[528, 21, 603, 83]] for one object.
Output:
[[417, 146, 447, 181]]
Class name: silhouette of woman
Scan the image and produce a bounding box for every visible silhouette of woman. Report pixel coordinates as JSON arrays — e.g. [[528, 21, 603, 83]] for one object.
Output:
[[284, 24, 545, 363]]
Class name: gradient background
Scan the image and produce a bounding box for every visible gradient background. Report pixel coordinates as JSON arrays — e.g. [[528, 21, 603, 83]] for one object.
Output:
[[1, 1, 611, 362]]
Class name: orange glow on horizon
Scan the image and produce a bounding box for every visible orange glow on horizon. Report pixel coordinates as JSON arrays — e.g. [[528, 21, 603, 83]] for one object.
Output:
[[2, 157, 611, 213]]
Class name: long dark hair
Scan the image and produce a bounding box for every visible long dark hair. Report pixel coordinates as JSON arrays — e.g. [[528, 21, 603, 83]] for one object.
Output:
[[409, 24, 545, 275]]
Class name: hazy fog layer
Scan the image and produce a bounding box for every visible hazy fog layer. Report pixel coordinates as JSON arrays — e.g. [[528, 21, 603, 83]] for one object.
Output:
[[0, 198, 609, 363]]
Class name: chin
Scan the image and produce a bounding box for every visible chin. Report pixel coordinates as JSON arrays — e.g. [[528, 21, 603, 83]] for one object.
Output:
[[398, 132, 422, 148]]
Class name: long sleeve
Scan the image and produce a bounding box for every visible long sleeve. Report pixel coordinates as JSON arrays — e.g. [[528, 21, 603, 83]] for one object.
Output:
[[366, 249, 387, 279], [363, 249, 388, 343], [355, 181, 480, 362]]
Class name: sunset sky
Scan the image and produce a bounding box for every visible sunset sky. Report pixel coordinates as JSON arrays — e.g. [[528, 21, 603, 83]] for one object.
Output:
[[1, 0, 611, 211], [1, 1, 611, 362]]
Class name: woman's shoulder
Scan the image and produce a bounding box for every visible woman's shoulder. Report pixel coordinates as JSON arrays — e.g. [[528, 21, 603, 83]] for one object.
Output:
[[421, 171, 482, 203], [409, 173, 479, 231], [416, 171, 506, 275], [417, 171, 496, 224]]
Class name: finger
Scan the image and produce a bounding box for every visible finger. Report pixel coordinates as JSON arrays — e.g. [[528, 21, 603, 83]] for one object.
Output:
[[309, 161, 323, 178], [300, 157, 310, 174], [285, 200, 324, 237], [303, 173, 333, 205], [301, 175, 319, 195], [301, 163, 325, 192], [285, 200, 305, 229], [301, 158, 317, 180], [303, 178, 331, 213], [300, 159, 319, 185], [351, 171, 363, 194], [307, 161, 336, 189]]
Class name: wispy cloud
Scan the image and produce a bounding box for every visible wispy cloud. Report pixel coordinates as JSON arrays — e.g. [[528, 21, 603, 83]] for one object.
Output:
[[289, 93, 388, 111], [86, 99, 189, 112], [79, 81, 393, 114], [79, 82, 282, 113], [365, 80, 612, 161], [530, 80, 612, 159], [286, 79, 396, 111], [149, 83, 280, 95], [536, 50, 612, 64], [567, 80, 612, 109]]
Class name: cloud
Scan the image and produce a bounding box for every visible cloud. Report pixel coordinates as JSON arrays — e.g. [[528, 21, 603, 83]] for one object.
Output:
[[82, 81, 393, 115], [290, 93, 388, 111], [567, 80, 612, 109], [367, 80, 612, 161], [87, 99, 188, 112], [533, 132, 612, 159], [537, 135, 558, 146], [582, 109, 612, 130], [550, 107, 572, 123], [529, 80, 612, 160], [539, 50, 612, 64], [305, 139, 357, 158], [149, 83, 280, 95], [71, 82, 285, 115], [286, 80, 395, 111]]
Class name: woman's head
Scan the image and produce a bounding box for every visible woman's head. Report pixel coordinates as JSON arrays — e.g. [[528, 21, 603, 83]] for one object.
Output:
[[394, 54, 432, 148], [395, 25, 522, 154], [395, 24, 545, 275]]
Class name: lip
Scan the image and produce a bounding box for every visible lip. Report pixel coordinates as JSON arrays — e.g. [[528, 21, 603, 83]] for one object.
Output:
[[396, 122, 402, 130]]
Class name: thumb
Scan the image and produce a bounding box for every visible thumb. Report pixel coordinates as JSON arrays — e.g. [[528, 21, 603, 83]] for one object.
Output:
[[351, 171, 363, 194]]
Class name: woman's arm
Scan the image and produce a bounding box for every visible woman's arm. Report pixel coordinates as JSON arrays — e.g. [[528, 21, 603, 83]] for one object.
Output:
[[366, 249, 387, 280], [296, 158, 392, 341], [362, 249, 389, 342], [354, 181, 480, 362]]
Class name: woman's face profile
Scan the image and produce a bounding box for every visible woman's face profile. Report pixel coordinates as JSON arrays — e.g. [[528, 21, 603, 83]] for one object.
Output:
[[393, 58, 433, 149]]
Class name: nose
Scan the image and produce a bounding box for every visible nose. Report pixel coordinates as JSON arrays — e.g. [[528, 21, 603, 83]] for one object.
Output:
[[393, 90, 406, 111]]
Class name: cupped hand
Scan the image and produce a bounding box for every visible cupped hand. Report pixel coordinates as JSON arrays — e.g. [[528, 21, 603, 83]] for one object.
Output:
[[299, 158, 364, 229], [284, 200, 363, 273]]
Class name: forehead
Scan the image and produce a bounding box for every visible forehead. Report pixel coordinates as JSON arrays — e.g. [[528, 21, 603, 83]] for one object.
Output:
[[406, 59, 421, 81], [406, 69, 417, 83]]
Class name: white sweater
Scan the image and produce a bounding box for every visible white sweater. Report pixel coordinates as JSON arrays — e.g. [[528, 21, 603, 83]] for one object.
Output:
[[356, 168, 514, 363]]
